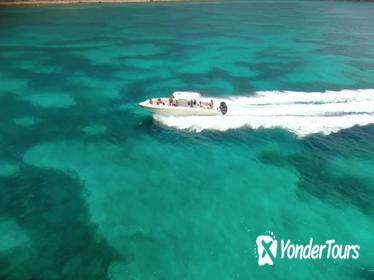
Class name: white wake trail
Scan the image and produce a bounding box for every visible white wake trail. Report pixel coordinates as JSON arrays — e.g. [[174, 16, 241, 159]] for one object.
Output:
[[154, 89, 374, 137]]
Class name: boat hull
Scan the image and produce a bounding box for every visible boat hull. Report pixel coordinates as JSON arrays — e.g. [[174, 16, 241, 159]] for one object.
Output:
[[139, 101, 219, 116]]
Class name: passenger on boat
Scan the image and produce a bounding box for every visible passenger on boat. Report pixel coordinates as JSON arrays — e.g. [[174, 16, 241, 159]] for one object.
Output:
[[149, 99, 153, 105], [168, 96, 173, 106]]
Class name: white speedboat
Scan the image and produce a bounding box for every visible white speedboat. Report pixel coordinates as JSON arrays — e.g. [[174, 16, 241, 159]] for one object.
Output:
[[139, 91, 228, 116]]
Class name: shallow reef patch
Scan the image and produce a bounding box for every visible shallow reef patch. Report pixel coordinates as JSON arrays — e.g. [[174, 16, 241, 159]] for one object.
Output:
[[0, 165, 120, 279]]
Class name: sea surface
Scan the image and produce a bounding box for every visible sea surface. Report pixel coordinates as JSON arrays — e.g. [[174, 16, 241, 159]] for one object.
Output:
[[0, 1, 374, 279]]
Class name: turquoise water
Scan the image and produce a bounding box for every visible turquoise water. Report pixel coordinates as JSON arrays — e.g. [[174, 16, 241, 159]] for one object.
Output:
[[0, 1, 374, 279]]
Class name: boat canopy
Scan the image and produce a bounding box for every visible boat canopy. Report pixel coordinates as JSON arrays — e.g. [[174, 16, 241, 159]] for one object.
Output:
[[172, 91, 201, 100]]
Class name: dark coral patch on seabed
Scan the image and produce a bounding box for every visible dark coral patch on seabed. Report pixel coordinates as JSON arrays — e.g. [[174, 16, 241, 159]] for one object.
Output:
[[0, 166, 120, 280]]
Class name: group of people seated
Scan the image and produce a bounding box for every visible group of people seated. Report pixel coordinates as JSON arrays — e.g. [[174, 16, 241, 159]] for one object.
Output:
[[187, 99, 214, 109], [148, 97, 214, 109], [148, 98, 165, 106]]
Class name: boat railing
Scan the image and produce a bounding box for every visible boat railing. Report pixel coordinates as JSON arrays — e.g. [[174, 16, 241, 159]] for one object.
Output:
[[148, 98, 214, 110]]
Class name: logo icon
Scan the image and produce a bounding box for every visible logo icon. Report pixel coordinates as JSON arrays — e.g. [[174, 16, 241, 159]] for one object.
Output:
[[256, 231, 277, 266]]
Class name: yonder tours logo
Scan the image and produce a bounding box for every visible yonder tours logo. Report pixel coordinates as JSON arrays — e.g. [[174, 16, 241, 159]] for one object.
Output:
[[255, 231, 360, 266]]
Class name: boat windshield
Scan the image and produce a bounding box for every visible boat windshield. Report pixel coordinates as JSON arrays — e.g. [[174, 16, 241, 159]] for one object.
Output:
[[172, 91, 200, 100]]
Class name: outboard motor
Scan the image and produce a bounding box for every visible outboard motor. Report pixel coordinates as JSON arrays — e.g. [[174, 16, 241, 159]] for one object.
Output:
[[219, 102, 228, 115]]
